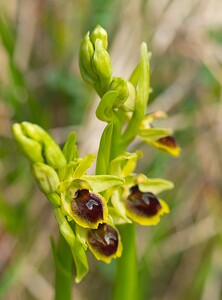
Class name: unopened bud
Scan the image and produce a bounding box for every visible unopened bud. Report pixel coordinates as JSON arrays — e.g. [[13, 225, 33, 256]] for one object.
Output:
[[21, 122, 66, 169], [109, 77, 129, 108], [12, 123, 44, 163], [79, 32, 98, 84], [32, 162, 60, 194], [121, 81, 136, 111], [92, 39, 112, 92], [90, 25, 108, 50]]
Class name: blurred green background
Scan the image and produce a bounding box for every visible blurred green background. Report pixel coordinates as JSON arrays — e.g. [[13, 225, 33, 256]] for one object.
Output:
[[1, 0, 222, 299]]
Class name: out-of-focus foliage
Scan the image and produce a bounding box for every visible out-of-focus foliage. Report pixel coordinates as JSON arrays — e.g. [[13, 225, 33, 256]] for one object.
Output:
[[1, 0, 222, 299]]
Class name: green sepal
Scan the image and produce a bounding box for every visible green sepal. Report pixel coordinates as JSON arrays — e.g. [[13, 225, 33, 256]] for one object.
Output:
[[109, 151, 142, 176], [111, 189, 131, 222], [96, 123, 113, 174], [96, 91, 118, 122], [108, 206, 131, 224], [54, 207, 75, 248], [71, 235, 89, 283], [73, 154, 96, 178], [136, 174, 174, 194], [12, 123, 44, 163], [31, 162, 60, 194], [53, 208, 89, 282], [82, 175, 125, 193], [62, 132, 79, 162], [138, 127, 172, 141], [75, 224, 88, 250]]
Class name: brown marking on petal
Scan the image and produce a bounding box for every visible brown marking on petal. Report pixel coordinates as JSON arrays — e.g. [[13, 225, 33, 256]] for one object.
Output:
[[157, 135, 177, 149], [88, 224, 118, 257], [126, 185, 161, 216], [72, 189, 104, 224]]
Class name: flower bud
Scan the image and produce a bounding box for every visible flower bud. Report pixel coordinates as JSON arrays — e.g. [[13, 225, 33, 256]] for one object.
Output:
[[109, 77, 129, 108], [21, 122, 67, 169], [92, 39, 112, 92], [121, 81, 136, 112], [79, 32, 98, 84], [12, 123, 44, 163], [70, 189, 108, 229], [90, 25, 108, 50], [32, 162, 60, 194], [125, 185, 169, 225], [87, 223, 122, 263]]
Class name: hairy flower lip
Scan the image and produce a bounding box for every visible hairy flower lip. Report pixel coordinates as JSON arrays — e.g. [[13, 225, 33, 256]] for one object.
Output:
[[157, 135, 177, 148], [125, 185, 169, 225], [87, 223, 122, 263], [155, 135, 181, 156], [71, 189, 107, 229], [127, 185, 161, 217]]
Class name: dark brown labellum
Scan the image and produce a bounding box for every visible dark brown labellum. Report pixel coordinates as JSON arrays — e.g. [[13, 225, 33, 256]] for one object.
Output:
[[88, 224, 119, 257], [126, 185, 161, 216], [72, 189, 104, 224], [157, 135, 177, 148]]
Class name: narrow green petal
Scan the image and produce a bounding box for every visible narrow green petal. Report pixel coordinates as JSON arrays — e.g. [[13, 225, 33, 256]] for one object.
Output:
[[73, 154, 96, 178], [62, 132, 79, 162]]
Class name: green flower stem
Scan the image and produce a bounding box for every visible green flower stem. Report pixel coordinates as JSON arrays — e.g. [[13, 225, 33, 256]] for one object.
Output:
[[54, 233, 73, 300], [110, 120, 125, 159], [112, 224, 138, 300], [110, 121, 138, 299], [96, 116, 138, 299]]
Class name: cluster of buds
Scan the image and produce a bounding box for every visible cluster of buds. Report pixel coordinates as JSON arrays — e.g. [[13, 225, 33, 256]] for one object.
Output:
[[13, 25, 180, 283]]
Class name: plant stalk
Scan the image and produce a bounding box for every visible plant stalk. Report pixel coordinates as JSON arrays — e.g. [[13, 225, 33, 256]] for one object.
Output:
[[54, 233, 73, 300], [112, 224, 138, 300]]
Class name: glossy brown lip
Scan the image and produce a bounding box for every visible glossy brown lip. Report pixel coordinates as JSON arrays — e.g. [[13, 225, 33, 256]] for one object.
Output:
[[88, 224, 119, 257], [72, 189, 104, 224], [126, 185, 161, 217], [157, 135, 177, 148]]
